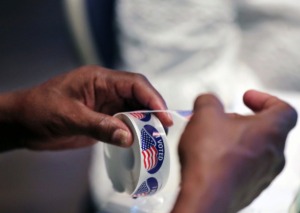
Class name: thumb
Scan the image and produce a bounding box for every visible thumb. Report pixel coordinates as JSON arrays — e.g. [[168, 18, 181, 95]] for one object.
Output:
[[193, 94, 224, 117], [243, 90, 297, 131], [76, 107, 133, 147]]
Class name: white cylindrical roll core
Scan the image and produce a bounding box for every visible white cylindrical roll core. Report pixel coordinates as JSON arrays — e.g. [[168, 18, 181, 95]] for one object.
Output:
[[104, 112, 170, 198]]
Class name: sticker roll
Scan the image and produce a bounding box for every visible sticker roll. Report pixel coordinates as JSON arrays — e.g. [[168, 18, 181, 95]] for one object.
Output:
[[104, 112, 170, 198]]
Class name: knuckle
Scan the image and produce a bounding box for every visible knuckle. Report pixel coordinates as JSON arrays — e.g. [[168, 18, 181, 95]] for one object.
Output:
[[82, 65, 101, 71], [131, 72, 148, 82], [98, 116, 111, 130], [227, 112, 241, 119], [90, 116, 111, 140], [74, 65, 103, 79], [276, 103, 298, 131], [265, 145, 285, 175], [285, 104, 298, 126]]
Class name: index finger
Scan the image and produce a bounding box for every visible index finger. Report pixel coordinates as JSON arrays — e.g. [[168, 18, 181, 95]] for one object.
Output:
[[113, 71, 173, 127]]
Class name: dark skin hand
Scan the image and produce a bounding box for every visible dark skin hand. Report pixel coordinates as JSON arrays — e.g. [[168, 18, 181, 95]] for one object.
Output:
[[0, 65, 173, 152], [172, 90, 297, 213], [0, 67, 296, 212]]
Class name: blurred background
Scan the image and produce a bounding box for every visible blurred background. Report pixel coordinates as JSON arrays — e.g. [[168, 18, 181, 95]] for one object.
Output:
[[0, 1, 91, 213], [1, 0, 300, 213], [237, 0, 300, 91]]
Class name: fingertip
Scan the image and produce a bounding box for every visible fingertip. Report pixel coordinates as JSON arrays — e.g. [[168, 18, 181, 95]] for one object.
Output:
[[243, 89, 255, 102], [84, 111, 134, 147], [166, 112, 174, 126], [193, 94, 223, 112], [111, 129, 133, 147], [157, 112, 174, 127], [243, 90, 275, 112], [149, 98, 174, 127]]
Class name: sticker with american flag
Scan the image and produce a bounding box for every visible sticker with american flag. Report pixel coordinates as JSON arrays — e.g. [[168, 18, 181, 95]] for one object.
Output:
[[132, 177, 158, 198], [130, 112, 151, 122], [141, 125, 165, 174]]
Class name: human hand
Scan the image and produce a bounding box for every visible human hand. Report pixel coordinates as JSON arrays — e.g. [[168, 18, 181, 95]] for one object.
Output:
[[0, 66, 172, 151], [172, 90, 297, 213]]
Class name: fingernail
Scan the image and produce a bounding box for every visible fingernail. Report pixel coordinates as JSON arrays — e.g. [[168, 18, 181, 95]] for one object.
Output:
[[112, 129, 130, 146], [167, 112, 174, 125]]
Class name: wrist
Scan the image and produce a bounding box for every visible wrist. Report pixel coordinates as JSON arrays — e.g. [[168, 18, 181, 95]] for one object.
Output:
[[0, 90, 26, 152], [172, 168, 237, 213]]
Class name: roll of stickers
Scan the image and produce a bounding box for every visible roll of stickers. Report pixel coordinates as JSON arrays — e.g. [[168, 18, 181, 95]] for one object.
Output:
[[104, 110, 192, 198], [104, 111, 171, 198]]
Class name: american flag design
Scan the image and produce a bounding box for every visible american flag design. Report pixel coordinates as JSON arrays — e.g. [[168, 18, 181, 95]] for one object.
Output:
[[132, 177, 158, 198], [141, 125, 164, 174], [130, 112, 151, 122]]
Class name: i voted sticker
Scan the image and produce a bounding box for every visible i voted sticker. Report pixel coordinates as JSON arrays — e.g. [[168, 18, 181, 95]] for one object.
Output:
[[141, 124, 165, 174], [132, 177, 158, 198], [130, 112, 152, 122]]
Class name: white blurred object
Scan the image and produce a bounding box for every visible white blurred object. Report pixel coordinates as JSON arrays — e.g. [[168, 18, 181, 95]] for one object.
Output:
[[237, 0, 300, 91], [116, 0, 261, 110]]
